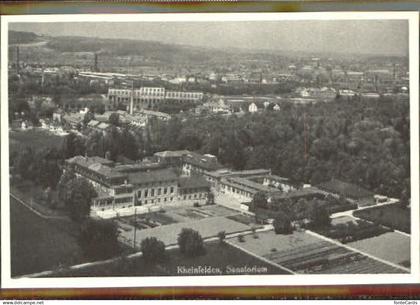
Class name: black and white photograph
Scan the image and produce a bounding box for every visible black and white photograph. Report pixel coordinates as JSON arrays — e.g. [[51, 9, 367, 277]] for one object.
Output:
[[1, 12, 419, 288]]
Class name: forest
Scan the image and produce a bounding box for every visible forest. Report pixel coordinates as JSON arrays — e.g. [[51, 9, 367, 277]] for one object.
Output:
[[147, 96, 410, 198], [10, 93, 410, 200]]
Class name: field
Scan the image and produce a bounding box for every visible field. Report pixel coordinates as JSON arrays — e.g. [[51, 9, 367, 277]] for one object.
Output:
[[47, 241, 290, 277], [9, 128, 66, 154], [229, 231, 406, 274], [348, 232, 410, 267], [119, 216, 251, 248], [353, 204, 410, 233], [313, 216, 391, 243], [10, 196, 85, 277]]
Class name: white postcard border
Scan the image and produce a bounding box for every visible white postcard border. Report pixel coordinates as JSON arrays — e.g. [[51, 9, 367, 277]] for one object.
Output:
[[1, 11, 419, 289]]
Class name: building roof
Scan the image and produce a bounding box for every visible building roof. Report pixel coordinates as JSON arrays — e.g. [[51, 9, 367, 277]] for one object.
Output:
[[66, 156, 125, 179], [230, 169, 271, 177], [227, 176, 274, 193], [114, 162, 165, 173], [154, 150, 190, 158], [66, 155, 114, 167], [271, 187, 325, 201], [178, 176, 210, 190], [206, 169, 232, 178], [87, 120, 100, 127], [97, 122, 110, 130], [138, 109, 171, 120], [127, 168, 178, 185], [63, 113, 84, 124], [184, 152, 223, 172], [316, 179, 374, 199]]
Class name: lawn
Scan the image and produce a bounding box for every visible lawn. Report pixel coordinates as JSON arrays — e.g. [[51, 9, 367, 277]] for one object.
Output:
[[9, 128, 65, 154], [120, 216, 251, 248], [46, 241, 289, 277], [227, 214, 260, 227], [119, 211, 179, 229], [229, 231, 406, 274], [10, 196, 84, 277], [353, 204, 410, 233], [347, 232, 410, 267]]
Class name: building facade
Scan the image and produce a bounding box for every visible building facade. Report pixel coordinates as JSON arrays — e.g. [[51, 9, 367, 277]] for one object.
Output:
[[108, 87, 203, 111]]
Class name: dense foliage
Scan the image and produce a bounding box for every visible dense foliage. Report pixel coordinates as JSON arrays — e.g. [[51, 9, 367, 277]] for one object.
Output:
[[79, 219, 120, 260], [273, 212, 293, 234], [177, 228, 205, 257], [140, 237, 166, 263], [60, 176, 97, 222], [150, 97, 410, 198]]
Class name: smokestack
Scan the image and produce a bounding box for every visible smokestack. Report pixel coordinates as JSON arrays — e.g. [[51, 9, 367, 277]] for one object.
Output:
[[130, 80, 134, 115], [16, 46, 20, 74], [93, 53, 98, 72]]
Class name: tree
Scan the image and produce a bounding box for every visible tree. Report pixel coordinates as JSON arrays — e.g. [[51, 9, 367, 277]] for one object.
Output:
[[273, 212, 293, 234], [15, 147, 35, 180], [206, 191, 215, 205], [307, 202, 331, 228], [79, 219, 120, 260], [109, 112, 120, 126], [177, 228, 205, 257], [217, 231, 226, 245], [140, 237, 166, 263], [251, 191, 268, 211], [57, 169, 76, 205], [65, 177, 97, 222], [62, 132, 86, 159], [399, 188, 410, 209], [120, 128, 138, 160], [83, 111, 94, 125]]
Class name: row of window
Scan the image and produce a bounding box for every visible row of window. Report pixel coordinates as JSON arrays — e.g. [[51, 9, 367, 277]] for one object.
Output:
[[138, 197, 174, 205], [138, 186, 175, 198], [222, 184, 252, 198], [182, 193, 206, 200], [115, 196, 133, 204], [109, 90, 203, 99]]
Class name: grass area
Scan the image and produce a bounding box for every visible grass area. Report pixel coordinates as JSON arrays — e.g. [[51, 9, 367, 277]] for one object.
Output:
[[353, 204, 410, 233], [47, 241, 289, 277], [229, 231, 405, 274], [119, 211, 179, 229], [11, 180, 66, 217], [227, 213, 260, 227], [174, 208, 206, 220], [9, 128, 65, 154], [312, 216, 391, 243], [347, 232, 410, 266], [10, 196, 84, 277]]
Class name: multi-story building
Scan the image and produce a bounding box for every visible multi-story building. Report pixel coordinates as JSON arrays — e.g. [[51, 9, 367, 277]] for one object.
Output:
[[165, 91, 203, 103], [107, 87, 203, 112], [65, 155, 210, 217]]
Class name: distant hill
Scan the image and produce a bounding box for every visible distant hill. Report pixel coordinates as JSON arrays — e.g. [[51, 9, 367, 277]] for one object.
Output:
[[9, 30, 39, 44]]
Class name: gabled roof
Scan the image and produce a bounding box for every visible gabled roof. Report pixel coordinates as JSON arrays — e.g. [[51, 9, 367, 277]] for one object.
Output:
[[154, 150, 190, 158], [97, 122, 110, 129], [316, 179, 374, 199], [87, 120, 100, 127], [271, 187, 325, 201], [183, 152, 223, 171], [127, 168, 178, 185], [178, 176, 210, 189]]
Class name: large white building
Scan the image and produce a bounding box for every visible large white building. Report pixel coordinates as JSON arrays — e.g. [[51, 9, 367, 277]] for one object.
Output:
[[108, 87, 203, 112], [65, 155, 210, 218]]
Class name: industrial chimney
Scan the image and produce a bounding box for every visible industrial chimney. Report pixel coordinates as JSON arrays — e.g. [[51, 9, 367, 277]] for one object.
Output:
[[94, 53, 98, 72], [130, 80, 134, 115], [16, 46, 20, 74]]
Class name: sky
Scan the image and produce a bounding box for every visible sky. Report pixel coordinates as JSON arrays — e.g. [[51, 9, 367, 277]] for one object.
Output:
[[10, 20, 409, 56]]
